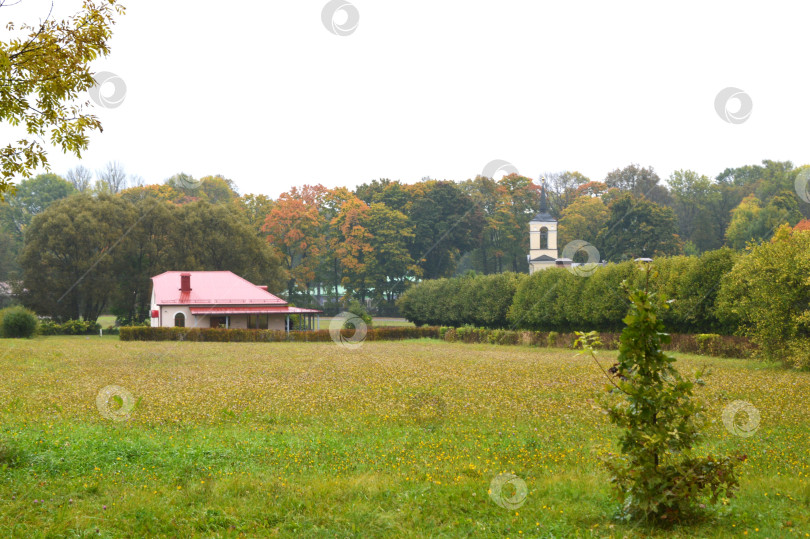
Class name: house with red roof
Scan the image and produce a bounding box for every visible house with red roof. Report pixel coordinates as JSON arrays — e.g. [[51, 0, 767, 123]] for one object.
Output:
[[149, 271, 321, 331]]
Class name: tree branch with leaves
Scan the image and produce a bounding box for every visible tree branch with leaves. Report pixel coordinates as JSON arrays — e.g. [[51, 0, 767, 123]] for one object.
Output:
[[0, 0, 125, 199]]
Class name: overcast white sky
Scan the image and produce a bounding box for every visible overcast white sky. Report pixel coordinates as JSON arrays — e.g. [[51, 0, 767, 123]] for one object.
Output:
[[4, 0, 810, 197]]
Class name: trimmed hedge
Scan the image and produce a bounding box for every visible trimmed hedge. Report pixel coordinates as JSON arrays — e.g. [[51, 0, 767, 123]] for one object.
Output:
[[117, 324, 753, 359], [119, 326, 440, 342], [438, 326, 754, 359], [397, 272, 524, 328], [399, 251, 740, 335]]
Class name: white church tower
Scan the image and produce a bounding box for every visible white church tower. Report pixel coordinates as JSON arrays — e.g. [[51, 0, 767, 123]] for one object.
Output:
[[528, 181, 558, 274]]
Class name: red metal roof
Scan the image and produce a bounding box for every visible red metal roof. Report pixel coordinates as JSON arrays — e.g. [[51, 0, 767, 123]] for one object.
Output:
[[151, 271, 288, 306], [189, 306, 321, 315]]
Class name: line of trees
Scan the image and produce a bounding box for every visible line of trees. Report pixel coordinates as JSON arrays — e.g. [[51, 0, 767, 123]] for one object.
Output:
[[1, 159, 808, 322]]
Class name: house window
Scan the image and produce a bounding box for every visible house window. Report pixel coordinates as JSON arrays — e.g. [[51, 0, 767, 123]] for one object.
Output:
[[248, 314, 269, 329], [540, 227, 549, 250], [174, 312, 185, 328]]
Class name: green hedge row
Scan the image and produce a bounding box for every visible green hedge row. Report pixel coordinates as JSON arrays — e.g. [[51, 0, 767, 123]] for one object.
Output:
[[117, 323, 752, 359], [508, 254, 737, 334], [119, 326, 440, 342], [438, 327, 753, 359], [397, 272, 523, 328], [398, 250, 739, 335]]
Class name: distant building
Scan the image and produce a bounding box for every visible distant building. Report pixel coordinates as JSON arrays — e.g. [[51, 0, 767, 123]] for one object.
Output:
[[528, 183, 559, 274], [149, 271, 321, 331]]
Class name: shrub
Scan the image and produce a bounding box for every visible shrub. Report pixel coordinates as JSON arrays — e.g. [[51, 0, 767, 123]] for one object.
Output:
[[347, 299, 373, 328], [120, 326, 440, 342], [576, 267, 743, 523], [717, 225, 810, 368], [37, 319, 101, 336], [0, 306, 38, 338]]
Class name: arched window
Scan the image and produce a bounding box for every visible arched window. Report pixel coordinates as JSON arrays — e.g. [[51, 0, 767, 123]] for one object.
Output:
[[174, 312, 185, 328], [540, 227, 548, 250]]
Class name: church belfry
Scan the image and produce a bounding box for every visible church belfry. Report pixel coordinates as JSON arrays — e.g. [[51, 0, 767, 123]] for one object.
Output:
[[528, 180, 558, 274]]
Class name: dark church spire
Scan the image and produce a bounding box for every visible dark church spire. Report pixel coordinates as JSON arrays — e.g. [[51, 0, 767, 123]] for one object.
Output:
[[539, 177, 549, 213], [530, 177, 555, 223]]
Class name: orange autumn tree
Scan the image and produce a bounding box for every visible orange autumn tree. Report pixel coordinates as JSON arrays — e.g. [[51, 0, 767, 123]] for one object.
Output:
[[318, 187, 356, 304], [262, 187, 326, 298], [330, 196, 373, 302]]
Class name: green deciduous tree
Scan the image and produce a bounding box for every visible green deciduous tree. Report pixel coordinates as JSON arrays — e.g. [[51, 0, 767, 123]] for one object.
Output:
[[108, 196, 174, 324], [558, 195, 609, 250], [199, 175, 238, 204], [598, 193, 682, 261], [355, 178, 411, 213], [2, 173, 76, 233], [668, 170, 723, 252], [406, 180, 484, 279], [174, 201, 283, 288], [0, 173, 76, 280], [577, 267, 742, 523], [363, 202, 419, 305], [717, 225, 810, 368], [725, 192, 801, 249], [463, 176, 523, 274], [604, 164, 671, 206], [19, 194, 136, 321], [236, 193, 274, 237]]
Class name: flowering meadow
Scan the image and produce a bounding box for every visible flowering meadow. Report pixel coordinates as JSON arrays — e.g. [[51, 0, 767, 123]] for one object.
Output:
[[0, 337, 808, 537]]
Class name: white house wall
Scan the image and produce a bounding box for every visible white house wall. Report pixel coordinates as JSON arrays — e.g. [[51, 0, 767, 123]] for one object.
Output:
[[268, 315, 285, 331], [159, 305, 193, 328], [153, 308, 288, 330]]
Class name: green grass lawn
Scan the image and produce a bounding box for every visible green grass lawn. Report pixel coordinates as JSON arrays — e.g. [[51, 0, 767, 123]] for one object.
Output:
[[96, 315, 116, 328], [0, 337, 808, 537]]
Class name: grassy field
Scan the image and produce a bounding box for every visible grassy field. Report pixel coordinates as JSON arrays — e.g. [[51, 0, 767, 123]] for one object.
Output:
[[0, 337, 808, 537]]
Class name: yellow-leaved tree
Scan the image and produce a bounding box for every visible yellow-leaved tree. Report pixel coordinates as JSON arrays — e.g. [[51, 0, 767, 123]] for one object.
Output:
[[0, 0, 125, 199]]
